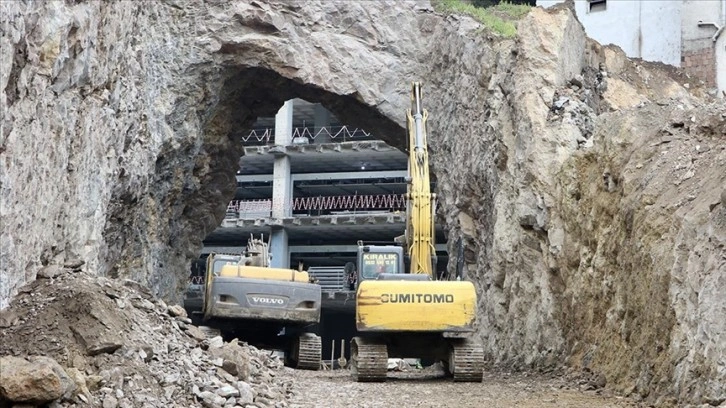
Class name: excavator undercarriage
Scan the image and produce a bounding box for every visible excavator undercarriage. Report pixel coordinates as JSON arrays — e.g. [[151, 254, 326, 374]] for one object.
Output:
[[350, 335, 484, 382]]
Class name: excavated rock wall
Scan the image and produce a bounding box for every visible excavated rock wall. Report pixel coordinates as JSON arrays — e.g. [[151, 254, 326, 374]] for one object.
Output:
[[0, 1, 217, 304], [1, 1, 724, 405]]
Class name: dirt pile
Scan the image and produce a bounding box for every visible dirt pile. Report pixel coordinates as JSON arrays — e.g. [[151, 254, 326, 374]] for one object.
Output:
[[0, 269, 294, 408]]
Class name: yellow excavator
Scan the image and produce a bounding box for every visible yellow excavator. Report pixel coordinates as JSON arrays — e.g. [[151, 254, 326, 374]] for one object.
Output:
[[195, 235, 322, 370], [349, 82, 484, 382]]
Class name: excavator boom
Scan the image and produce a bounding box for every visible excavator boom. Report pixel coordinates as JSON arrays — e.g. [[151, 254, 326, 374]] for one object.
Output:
[[406, 82, 437, 276]]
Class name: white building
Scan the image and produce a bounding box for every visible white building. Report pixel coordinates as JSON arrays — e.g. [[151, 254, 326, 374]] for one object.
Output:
[[537, 0, 726, 95]]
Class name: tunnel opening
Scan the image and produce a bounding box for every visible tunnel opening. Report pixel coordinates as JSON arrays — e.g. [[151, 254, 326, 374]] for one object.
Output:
[[174, 66, 452, 364], [208, 67, 406, 151], [198, 66, 439, 264]]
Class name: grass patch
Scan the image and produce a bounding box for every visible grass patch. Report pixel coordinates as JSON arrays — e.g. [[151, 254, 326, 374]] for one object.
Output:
[[433, 0, 532, 38], [492, 2, 532, 19]]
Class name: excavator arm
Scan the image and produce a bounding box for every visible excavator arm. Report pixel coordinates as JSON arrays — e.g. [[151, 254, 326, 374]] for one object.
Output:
[[405, 82, 437, 277]]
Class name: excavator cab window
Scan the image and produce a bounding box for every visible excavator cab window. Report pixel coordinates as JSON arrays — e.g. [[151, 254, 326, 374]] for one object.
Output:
[[211, 260, 228, 276], [209, 255, 241, 277], [360, 252, 400, 279]]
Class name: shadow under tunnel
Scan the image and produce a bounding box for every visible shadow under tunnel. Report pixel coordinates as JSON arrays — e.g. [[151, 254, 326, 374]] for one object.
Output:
[[318, 309, 357, 367]]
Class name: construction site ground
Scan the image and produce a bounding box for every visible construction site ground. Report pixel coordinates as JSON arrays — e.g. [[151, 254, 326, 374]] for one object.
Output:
[[288, 366, 639, 408]]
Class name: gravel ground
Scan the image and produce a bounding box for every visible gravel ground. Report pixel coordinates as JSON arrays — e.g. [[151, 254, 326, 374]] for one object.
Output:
[[288, 366, 639, 408]]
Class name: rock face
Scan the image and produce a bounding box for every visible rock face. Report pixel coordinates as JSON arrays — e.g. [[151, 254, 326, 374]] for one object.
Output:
[[1, 1, 724, 406]]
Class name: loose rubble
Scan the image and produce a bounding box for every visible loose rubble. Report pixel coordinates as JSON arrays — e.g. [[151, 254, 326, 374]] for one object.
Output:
[[0, 270, 293, 408], [547, 66, 605, 149]]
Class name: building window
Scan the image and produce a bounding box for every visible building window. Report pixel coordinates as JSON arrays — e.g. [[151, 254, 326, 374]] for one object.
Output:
[[589, 0, 606, 12]]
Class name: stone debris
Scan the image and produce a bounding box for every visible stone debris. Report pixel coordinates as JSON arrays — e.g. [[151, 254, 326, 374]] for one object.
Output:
[[0, 309, 20, 328], [0, 273, 293, 407], [167, 304, 187, 318], [63, 259, 86, 272], [0, 356, 76, 403], [547, 66, 605, 149], [36, 265, 65, 280], [383, 358, 421, 372]]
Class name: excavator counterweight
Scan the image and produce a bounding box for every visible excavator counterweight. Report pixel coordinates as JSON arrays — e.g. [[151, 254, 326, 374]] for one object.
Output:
[[185, 235, 322, 370], [356, 279, 477, 331]]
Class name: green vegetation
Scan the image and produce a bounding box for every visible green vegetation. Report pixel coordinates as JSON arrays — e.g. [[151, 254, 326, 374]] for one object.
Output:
[[433, 0, 533, 38], [491, 1, 533, 19], [471, 0, 534, 9]]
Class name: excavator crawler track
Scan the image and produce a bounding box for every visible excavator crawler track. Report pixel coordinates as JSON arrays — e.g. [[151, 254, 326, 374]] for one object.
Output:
[[449, 338, 484, 382], [294, 333, 322, 370], [351, 337, 388, 382]]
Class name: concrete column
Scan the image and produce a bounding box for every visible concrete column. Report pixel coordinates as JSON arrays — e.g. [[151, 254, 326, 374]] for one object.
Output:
[[313, 104, 332, 143], [272, 100, 293, 218], [270, 227, 289, 269], [270, 100, 293, 268]]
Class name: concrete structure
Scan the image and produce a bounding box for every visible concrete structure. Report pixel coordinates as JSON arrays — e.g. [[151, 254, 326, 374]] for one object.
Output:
[[270, 100, 294, 268], [537, 0, 726, 95], [538, 0, 681, 66], [681, 0, 725, 92], [202, 98, 448, 273], [196, 98, 449, 360]]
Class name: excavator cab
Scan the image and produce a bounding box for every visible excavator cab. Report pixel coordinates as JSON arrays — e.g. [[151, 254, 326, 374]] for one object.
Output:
[[356, 244, 430, 284], [357, 245, 405, 282]]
